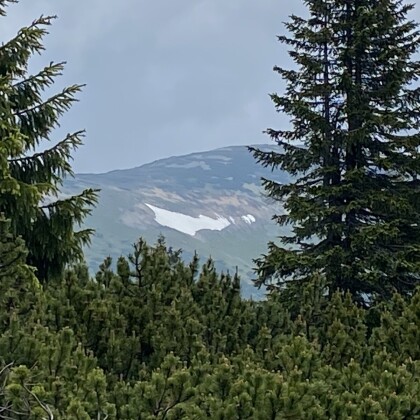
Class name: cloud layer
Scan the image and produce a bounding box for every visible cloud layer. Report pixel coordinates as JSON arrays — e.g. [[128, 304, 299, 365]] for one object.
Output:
[[1, 1, 418, 173]]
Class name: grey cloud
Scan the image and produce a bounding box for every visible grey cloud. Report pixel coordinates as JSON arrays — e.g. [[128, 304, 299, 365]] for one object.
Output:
[[1, 1, 418, 173]]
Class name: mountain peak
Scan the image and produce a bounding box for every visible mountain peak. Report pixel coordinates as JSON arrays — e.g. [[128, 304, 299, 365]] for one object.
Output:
[[63, 144, 287, 297]]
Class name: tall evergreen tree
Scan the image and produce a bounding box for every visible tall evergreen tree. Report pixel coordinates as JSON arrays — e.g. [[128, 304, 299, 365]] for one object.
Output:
[[251, 0, 420, 303], [0, 0, 98, 281]]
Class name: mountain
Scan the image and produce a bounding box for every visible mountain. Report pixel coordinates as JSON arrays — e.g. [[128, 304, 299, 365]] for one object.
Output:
[[63, 145, 289, 298]]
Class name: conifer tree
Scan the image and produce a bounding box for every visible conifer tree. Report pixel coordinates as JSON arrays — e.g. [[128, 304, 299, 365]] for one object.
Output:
[[0, 0, 98, 282], [251, 0, 420, 303], [0, 216, 41, 326], [1, 233, 414, 417], [1, 1, 420, 417]]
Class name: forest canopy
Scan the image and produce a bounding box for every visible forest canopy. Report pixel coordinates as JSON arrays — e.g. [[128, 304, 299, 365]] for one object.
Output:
[[0, 0, 419, 418]]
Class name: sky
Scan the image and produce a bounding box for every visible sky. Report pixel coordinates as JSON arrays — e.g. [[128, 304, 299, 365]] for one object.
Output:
[[1, 1, 420, 173]]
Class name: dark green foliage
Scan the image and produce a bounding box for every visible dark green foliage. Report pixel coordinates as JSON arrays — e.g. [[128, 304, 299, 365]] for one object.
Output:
[[0, 1, 98, 282], [0, 233, 418, 417], [44, 237, 252, 377], [0, 216, 40, 327], [1, 0, 420, 418], [250, 0, 420, 304]]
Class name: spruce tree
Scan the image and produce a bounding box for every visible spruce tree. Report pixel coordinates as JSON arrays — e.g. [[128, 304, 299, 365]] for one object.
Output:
[[0, 0, 98, 282], [251, 0, 420, 303]]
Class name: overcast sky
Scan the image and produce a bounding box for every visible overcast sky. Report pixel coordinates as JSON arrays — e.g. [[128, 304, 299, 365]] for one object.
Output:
[[1, 1, 419, 173]]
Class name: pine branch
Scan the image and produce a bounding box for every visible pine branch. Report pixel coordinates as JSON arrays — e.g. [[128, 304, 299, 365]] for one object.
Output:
[[0, 15, 56, 78], [12, 61, 65, 91], [0, 0, 17, 17], [8, 131, 85, 182], [22, 385, 54, 420], [13, 84, 84, 119]]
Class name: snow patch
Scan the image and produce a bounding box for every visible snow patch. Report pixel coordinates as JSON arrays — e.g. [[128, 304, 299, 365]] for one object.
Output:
[[145, 203, 231, 236], [241, 214, 256, 224]]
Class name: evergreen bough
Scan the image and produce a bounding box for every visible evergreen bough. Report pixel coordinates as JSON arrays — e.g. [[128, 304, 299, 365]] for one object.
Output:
[[251, 0, 420, 304], [0, 0, 98, 282]]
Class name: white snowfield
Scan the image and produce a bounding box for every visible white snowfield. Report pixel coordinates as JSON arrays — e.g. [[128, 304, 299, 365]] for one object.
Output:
[[145, 203, 255, 236], [241, 214, 256, 224]]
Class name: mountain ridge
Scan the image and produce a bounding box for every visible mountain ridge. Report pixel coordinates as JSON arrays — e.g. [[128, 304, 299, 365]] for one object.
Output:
[[63, 144, 287, 297], [75, 144, 266, 176]]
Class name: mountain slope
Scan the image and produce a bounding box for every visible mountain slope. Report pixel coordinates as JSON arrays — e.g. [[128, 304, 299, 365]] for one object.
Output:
[[63, 145, 288, 297]]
